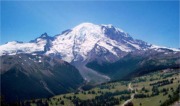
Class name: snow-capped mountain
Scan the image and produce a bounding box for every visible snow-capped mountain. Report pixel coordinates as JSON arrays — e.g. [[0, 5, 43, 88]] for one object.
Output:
[[0, 22, 179, 83], [46, 23, 151, 63], [0, 23, 178, 63]]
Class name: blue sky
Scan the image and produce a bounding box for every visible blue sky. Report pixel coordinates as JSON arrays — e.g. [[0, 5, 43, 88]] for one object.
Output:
[[1, 1, 179, 48]]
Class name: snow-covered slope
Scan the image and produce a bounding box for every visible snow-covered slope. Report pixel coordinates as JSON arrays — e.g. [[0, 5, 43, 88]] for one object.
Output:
[[0, 41, 44, 55], [150, 45, 179, 52], [0, 33, 52, 56]]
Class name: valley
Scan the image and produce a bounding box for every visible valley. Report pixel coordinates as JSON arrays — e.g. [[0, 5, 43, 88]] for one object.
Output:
[[21, 68, 179, 106], [75, 63, 110, 85]]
